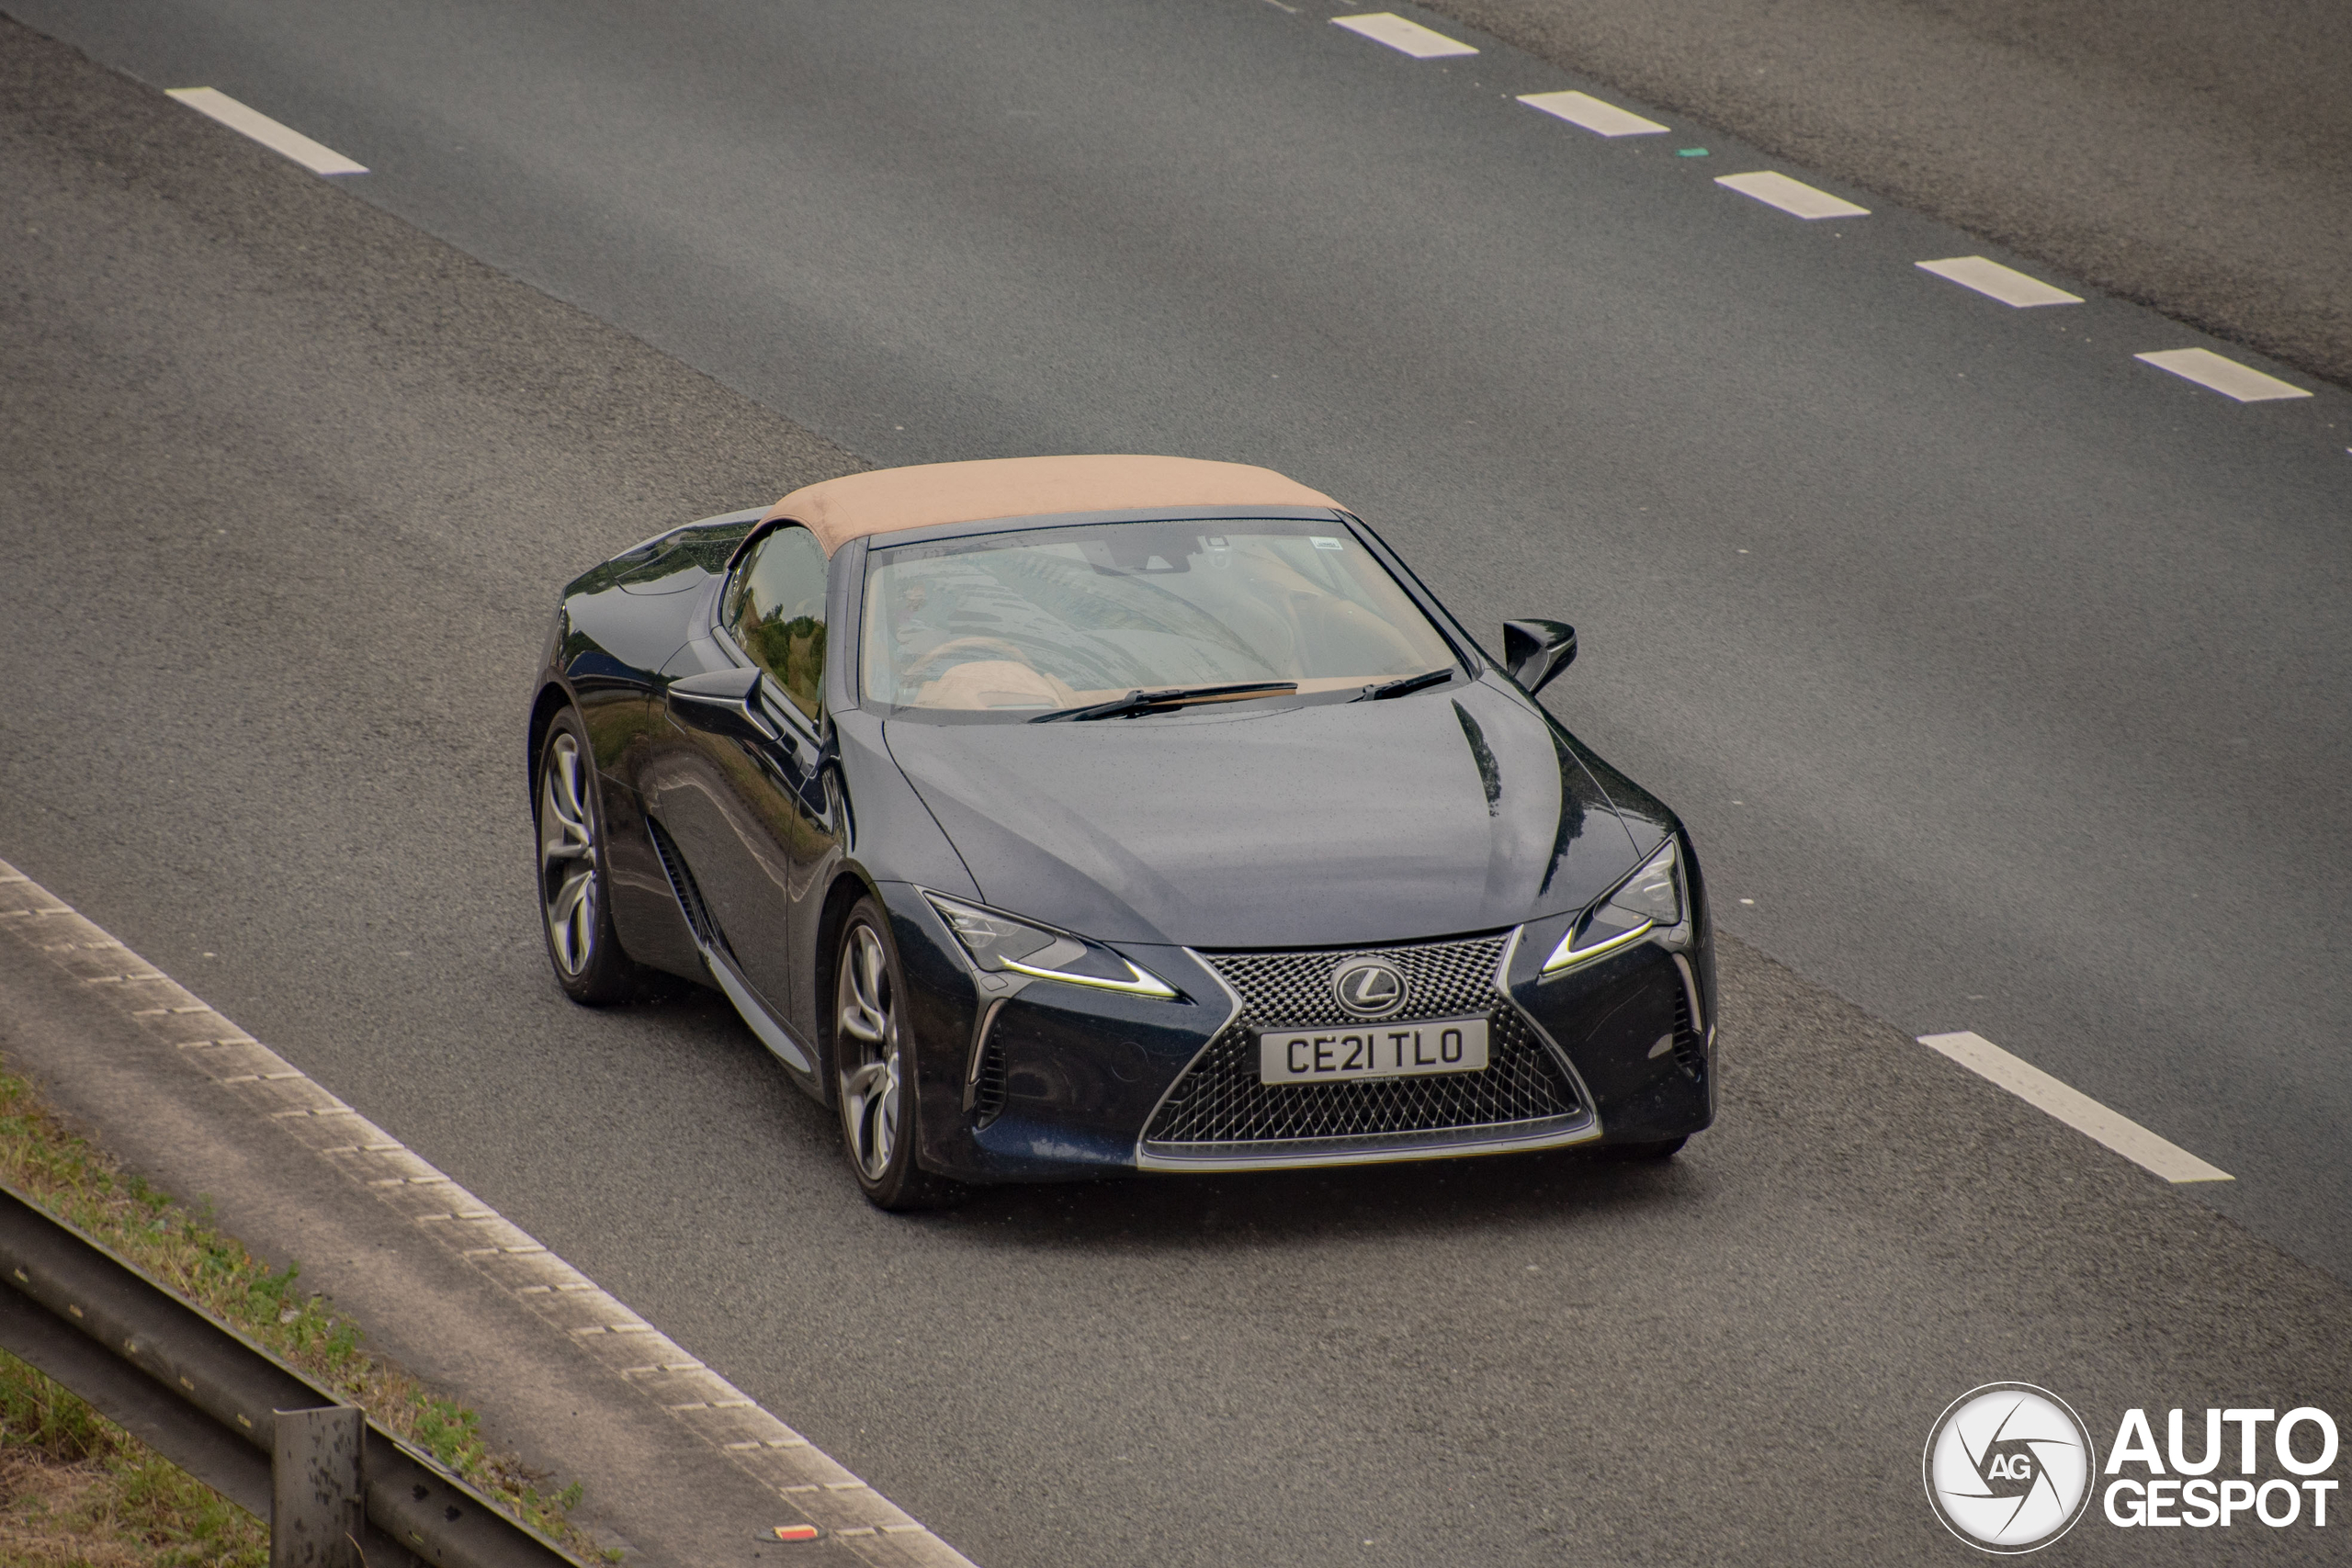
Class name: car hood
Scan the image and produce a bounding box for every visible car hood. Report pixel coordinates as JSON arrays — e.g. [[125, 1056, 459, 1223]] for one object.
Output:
[[882, 678, 1644, 948]]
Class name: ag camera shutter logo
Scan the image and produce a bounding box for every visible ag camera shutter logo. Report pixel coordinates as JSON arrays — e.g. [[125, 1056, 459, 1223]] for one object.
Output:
[[1924, 1383, 2097, 1552]]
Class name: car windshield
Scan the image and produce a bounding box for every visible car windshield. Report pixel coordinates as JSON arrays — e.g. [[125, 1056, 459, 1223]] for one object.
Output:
[[860, 519, 1458, 717]]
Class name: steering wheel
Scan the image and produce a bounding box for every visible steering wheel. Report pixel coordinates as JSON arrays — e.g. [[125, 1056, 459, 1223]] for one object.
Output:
[[900, 636, 1038, 685]]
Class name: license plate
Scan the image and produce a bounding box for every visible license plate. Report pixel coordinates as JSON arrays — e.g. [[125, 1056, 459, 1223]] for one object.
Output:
[[1256, 1017, 1490, 1086]]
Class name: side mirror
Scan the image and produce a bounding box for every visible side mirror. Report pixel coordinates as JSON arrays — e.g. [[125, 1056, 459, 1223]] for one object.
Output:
[[665, 666, 777, 744], [1502, 619, 1577, 696]]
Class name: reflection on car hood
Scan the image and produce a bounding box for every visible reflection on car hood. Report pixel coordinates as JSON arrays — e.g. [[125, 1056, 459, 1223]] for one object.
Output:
[[883, 679, 1644, 948]]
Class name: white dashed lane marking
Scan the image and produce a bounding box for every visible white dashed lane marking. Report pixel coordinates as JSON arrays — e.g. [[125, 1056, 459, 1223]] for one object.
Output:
[[165, 88, 367, 176], [1714, 170, 1870, 220], [1917, 1032, 2233, 1184], [1324, 20, 2312, 424], [2134, 348, 2312, 403], [1916, 256, 2083, 308], [1517, 90, 1666, 137], [1331, 13, 1478, 58]]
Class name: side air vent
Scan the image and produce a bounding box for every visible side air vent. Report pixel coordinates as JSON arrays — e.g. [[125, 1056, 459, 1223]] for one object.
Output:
[[1669, 962, 1705, 1082], [965, 998, 1011, 1125], [971, 1038, 1008, 1124], [645, 817, 726, 956]]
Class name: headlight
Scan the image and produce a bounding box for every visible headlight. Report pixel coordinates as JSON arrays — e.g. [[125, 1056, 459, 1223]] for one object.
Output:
[[923, 893, 1178, 998], [1543, 840, 1684, 973]]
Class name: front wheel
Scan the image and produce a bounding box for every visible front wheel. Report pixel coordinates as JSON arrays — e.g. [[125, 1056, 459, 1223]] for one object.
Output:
[[536, 708, 646, 1005], [833, 899, 957, 1211]]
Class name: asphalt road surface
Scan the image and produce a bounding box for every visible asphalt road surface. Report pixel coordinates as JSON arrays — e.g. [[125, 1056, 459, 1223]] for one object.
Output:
[[10, 0, 2347, 1280], [1425, 0, 2352, 388], [3, 8, 2350, 1565]]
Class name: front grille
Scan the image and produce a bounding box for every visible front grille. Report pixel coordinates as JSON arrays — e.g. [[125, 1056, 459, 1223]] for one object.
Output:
[[1204, 934, 1509, 1027], [1142, 934, 1586, 1158]]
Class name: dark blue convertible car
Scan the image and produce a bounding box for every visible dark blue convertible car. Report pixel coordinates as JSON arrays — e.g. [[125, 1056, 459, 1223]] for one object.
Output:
[[528, 456, 1713, 1208]]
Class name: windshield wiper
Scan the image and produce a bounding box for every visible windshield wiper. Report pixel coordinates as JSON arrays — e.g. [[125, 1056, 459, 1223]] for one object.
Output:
[[1353, 668, 1454, 702], [1031, 681, 1300, 722]]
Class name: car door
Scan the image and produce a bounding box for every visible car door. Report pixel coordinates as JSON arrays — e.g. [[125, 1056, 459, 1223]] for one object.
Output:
[[650, 525, 837, 1035]]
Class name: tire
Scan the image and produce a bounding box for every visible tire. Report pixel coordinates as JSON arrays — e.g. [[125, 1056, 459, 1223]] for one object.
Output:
[[535, 707, 646, 1005], [832, 898, 958, 1212], [1600, 1136, 1688, 1162]]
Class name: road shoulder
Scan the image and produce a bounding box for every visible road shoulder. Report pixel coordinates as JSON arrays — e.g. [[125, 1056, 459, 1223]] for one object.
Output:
[[0, 865, 952, 1568]]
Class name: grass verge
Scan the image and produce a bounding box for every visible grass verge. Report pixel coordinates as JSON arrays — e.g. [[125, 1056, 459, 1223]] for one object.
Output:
[[0, 1346, 268, 1567], [0, 1059, 604, 1562]]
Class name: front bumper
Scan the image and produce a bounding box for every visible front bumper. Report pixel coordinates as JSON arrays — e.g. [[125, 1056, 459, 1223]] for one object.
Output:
[[886, 875, 1717, 1185]]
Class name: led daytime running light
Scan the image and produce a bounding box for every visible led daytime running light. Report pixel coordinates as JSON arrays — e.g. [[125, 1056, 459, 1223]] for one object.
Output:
[[1544, 919, 1655, 973], [924, 893, 1177, 998], [1542, 840, 1682, 974], [999, 954, 1177, 997]]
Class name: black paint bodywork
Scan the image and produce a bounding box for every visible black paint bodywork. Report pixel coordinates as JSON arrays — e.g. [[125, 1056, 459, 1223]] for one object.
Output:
[[526, 503, 1715, 1180]]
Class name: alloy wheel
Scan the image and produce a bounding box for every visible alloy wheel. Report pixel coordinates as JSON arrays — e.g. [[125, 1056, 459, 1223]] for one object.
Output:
[[537, 731, 598, 976], [837, 922, 901, 1181]]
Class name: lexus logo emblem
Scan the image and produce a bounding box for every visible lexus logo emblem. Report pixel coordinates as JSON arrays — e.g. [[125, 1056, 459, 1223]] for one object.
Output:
[[1332, 957, 1408, 1019]]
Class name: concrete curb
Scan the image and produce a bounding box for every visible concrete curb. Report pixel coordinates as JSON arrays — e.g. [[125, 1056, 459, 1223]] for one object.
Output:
[[0, 858, 976, 1568]]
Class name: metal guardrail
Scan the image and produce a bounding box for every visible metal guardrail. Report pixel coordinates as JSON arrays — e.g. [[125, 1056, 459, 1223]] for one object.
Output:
[[0, 1181, 583, 1568]]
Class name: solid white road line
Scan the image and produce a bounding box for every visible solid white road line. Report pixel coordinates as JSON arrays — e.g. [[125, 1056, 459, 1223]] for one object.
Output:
[[1518, 90, 1666, 137], [166, 87, 367, 175], [1916, 256, 2083, 308], [1331, 12, 1478, 58], [1917, 1032, 2233, 1184], [1715, 170, 1869, 220], [2134, 348, 2312, 403]]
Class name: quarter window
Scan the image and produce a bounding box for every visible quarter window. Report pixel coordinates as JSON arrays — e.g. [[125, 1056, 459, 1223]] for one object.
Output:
[[725, 525, 829, 718]]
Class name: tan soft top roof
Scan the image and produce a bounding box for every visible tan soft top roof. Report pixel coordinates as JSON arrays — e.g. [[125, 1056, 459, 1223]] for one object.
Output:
[[762, 455, 1340, 554]]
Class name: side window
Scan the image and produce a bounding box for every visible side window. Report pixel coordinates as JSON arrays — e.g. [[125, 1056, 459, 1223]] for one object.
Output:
[[724, 525, 830, 719]]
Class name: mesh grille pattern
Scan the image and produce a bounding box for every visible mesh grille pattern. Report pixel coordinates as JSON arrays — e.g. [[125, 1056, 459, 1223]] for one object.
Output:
[[1202, 934, 1510, 1028], [1143, 935, 1583, 1156]]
